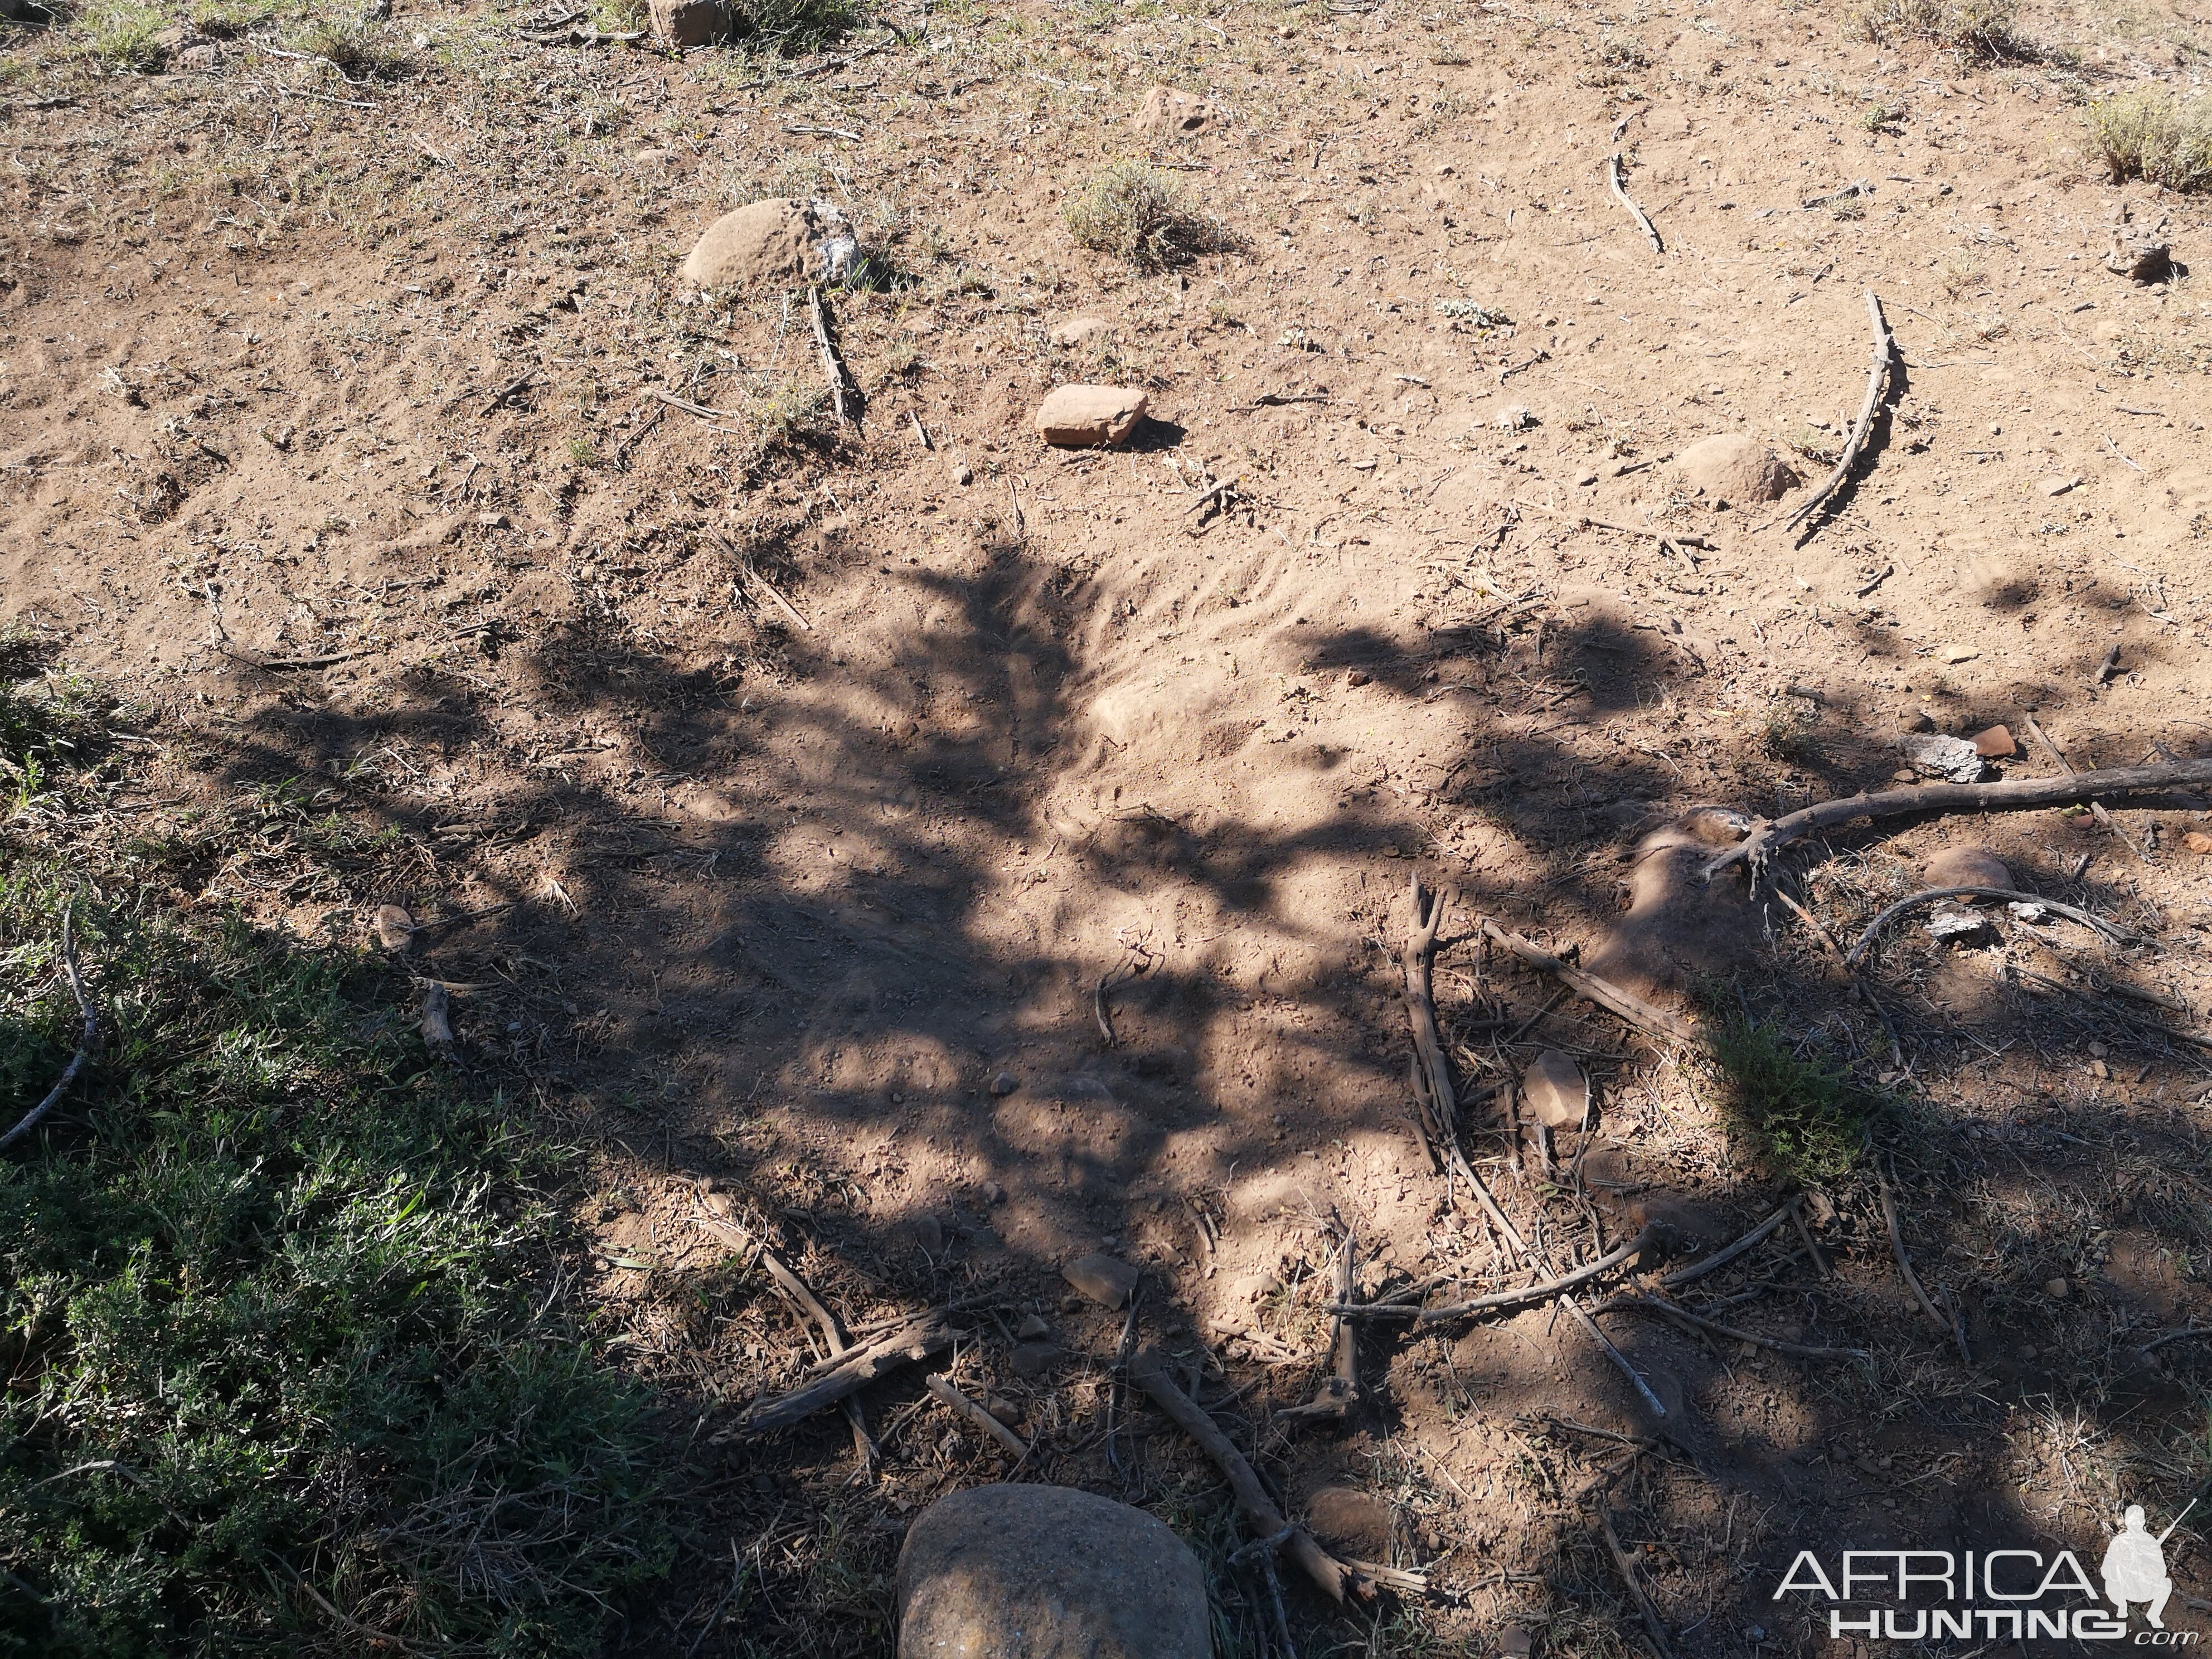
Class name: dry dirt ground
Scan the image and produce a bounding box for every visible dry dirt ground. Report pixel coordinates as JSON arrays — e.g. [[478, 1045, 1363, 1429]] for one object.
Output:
[[5, 0, 2212, 1650]]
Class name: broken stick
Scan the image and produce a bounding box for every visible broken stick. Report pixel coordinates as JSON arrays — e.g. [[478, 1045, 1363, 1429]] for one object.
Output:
[[1335, 1224, 1663, 1325], [1876, 1170, 1969, 1365], [1778, 289, 1895, 536], [1844, 884, 2148, 967], [1405, 879, 1460, 1141], [1279, 1230, 1360, 1420], [1478, 919, 1700, 1047], [1698, 757, 2212, 882], [808, 284, 853, 425], [1607, 152, 1663, 254], [1594, 1501, 1678, 1659], [925, 1375, 1030, 1459], [0, 900, 97, 1152], [1128, 1347, 1351, 1602], [738, 1313, 952, 1435]]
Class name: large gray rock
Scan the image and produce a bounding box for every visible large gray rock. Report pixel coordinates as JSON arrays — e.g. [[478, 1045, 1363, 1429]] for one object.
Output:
[[897, 1485, 1209, 1659]]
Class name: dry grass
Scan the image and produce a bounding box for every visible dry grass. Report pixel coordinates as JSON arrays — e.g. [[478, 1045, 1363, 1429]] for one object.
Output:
[[1850, 0, 2022, 56], [2083, 90, 2212, 192], [1064, 160, 1224, 270]]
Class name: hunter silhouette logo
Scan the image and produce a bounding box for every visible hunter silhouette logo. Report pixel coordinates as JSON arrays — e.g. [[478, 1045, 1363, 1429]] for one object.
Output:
[[2105, 1501, 2194, 1630]]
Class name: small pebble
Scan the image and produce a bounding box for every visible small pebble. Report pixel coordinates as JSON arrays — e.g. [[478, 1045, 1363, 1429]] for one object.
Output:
[[2044, 1277, 2070, 1299], [989, 1071, 1019, 1096], [1346, 670, 1371, 687]]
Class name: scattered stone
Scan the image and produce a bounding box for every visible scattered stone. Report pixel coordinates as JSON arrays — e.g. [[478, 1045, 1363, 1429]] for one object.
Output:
[[2041, 475, 2080, 497], [1036, 385, 1149, 448], [1938, 644, 1979, 664], [1009, 1340, 1064, 1379], [649, 0, 729, 47], [1970, 724, 2016, 758], [2106, 229, 2171, 284], [2184, 831, 2212, 855], [1346, 670, 1372, 687], [2043, 1276, 2070, 1300], [1049, 316, 1114, 348], [898, 1485, 1210, 1659], [1923, 846, 2011, 890], [1925, 903, 1991, 945], [1675, 432, 1801, 507], [371, 903, 417, 952], [1520, 1049, 1589, 1128], [1017, 1313, 1052, 1340], [1900, 732, 1985, 783], [1133, 84, 1212, 135], [678, 197, 856, 292], [988, 1070, 1019, 1097], [1063, 1251, 1141, 1309], [985, 1395, 1024, 1428]]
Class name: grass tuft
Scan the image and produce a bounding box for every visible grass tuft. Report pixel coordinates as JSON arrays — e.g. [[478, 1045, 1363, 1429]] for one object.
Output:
[[733, 0, 862, 51], [1065, 160, 1224, 270], [1759, 698, 1820, 763], [1706, 1014, 1883, 1187], [2082, 91, 2212, 192], [285, 14, 411, 78], [1850, 0, 2020, 56]]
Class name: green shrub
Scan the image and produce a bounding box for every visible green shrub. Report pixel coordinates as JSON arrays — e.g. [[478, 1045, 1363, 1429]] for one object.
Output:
[[2083, 91, 2212, 193], [0, 872, 671, 1655], [1706, 1015, 1883, 1187], [1065, 160, 1224, 270]]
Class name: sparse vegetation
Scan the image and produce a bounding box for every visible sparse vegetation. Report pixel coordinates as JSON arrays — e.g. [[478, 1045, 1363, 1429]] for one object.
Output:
[[1939, 248, 1987, 296], [2083, 91, 2212, 192], [1064, 160, 1223, 269], [285, 14, 413, 79], [732, 0, 863, 52], [1706, 1015, 1883, 1186], [1850, 0, 2020, 57], [1760, 697, 1821, 763]]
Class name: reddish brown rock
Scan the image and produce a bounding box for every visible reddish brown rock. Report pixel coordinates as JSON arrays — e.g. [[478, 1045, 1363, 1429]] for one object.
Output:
[[1036, 385, 1148, 448]]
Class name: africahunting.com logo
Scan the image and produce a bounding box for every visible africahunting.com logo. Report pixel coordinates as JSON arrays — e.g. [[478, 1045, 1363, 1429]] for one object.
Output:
[[1775, 1500, 2200, 1645]]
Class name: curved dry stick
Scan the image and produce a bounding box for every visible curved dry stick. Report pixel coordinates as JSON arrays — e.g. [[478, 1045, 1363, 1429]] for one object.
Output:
[[1593, 1293, 1871, 1363], [1607, 152, 1662, 254], [1405, 879, 1459, 1138], [1333, 1225, 1662, 1325], [1656, 1206, 1789, 1289], [1776, 288, 1894, 535], [1, 901, 96, 1153], [1844, 885, 2147, 967], [1876, 1169, 1968, 1364], [1699, 758, 2212, 883]]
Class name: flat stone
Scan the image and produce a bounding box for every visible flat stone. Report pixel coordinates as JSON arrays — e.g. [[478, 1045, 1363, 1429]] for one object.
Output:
[[1063, 1251, 1140, 1308], [1036, 385, 1148, 448], [1970, 724, 2016, 758], [988, 1070, 1019, 1097], [1132, 84, 1211, 135], [1900, 733, 1985, 783], [1521, 1049, 1588, 1128], [1017, 1313, 1052, 1340], [898, 1484, 1209, 1659], [1924, 846, 2011, 890], [1676, 433, 1801, 507], [1049, 316, 1113, 348], [1010, 1341, 1064, 1379], [679, 197, 853, 292]]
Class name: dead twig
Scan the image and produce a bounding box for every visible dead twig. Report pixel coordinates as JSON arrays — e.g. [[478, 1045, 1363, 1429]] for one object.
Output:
[[706, 1208, 874, 1464], [1607, 152, 1663, 254], [1128, 1347, 1354, 1602], [1699, 757, 2212, 882], [1594, 1294, 1870, 1362], [1877, 1168, 1969, 1364], [1658, 1206, 1789, 1289], [808, 285, 853, 426], [1336, 1224, 1662, 1325], [1405, 879, 1459, 1141], [0, 901, 96, 1152], [1845, 885, 2149, 967], [1776, 289, 1895, 536], [736, 1314, 952, 1435], [1479, 919, 1700, 1047], [924, 1375, 1029, 1459], [1279, 1230, 1359, 1420], [1593, 1501, 1677, 1659]]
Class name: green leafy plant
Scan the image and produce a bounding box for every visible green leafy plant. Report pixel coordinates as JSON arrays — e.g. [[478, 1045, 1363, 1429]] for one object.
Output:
[[0, 866, 671, 1654], [1706, 1014, 1883, 1186]]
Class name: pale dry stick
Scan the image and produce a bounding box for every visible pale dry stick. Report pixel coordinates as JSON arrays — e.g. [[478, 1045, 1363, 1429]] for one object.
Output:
[[1333, 1224, 1661, 1324], [924, 1374, 1029, 1459], [1787, 1196, 1832, 1279], [1093, 974, 1118, 1047], [700, 1209, 874, 1462], [649, 385, 746, 424], [1594, 1294, 1870, 1362], [1512, 499, 1716, 550], [1876, 1170, 1969, 1363], [1845, 885, 2149, 967], [2102, 432, 2146, 473], [2020, 712, 2138, 858], [1405, 879, 1460, 1140], [738, 1314, 952, 1435], [1698, 758, 2212, 883], [1594, 1500, 1678, 1659], [738, 567, 813, 633], [1776, 289, 1896, 537], [0, 900, 96, 1152], [1127, 1347, 1352, 1602], [1607, 151, 1663, 254], [807, 285, 851, 425], [1658, 1207, 1789, 1290], [1478, 919, 1700, 1047]]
